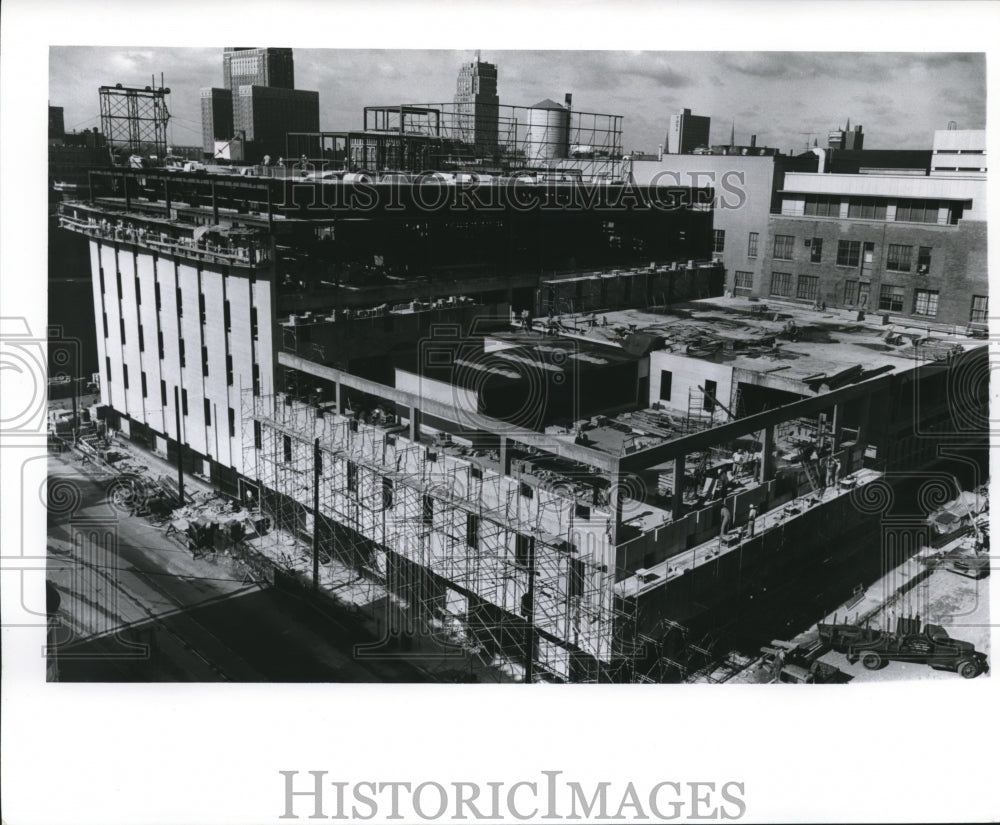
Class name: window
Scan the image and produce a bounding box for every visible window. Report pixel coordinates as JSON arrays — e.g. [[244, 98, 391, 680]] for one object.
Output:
[[116, 270, 122, 295], [176, 287, 183, 316], [773, 235, 794, 260], [224, 300, 232, 333], [382, 477, 394, 510], [895, 199, 940, 224], [847, 198, 887, 220], [347, 460, 358, 492], [844, 280, 859, 305], [878, 284, 905, 313], [250, 307, 259, 339], [119, 317, 126, 343], [809, 238, 823, 263], [226, 354, 234, 386], [770, 271, 793, 297], [796, 274, 820, 301], [712, 229, 725, 254], [99, 267, 106, 294], [202, 346, 209, 377], [160, 379, 167, 406], [704, 379, 717, 413], [803, 195, 840, 217], [102, 312, 109, 338], [886, 244, 912, 273], [179, 338, 186, 368], [283, 435, 292, 461], [141, 371, 148, 398], [154, 281, 162, 311], [747, 232, 759, 257], [228, 407, 236, 438], [733, 271, 753, 296], [913, 289, 940, 317], [123, 364, 129, 389], [515, 534, 533, 568], [917, 247, 932, 275], [199, 292, 206, 324], [422, 495, 434, 527], [203, 399, 211, 425], [466, 513, 480, 549], [837, 240, 861, 267], [971, 295, 988, 324], [253, 420, 262, 450], [181, 389, 189, 416], [138, 324, 145, 352], [659, 370, 673, 402], [252, 363, 261, 396], [157, 330, 164, 359], [135, 276, 142, 305], [105, 356, 112, 384]]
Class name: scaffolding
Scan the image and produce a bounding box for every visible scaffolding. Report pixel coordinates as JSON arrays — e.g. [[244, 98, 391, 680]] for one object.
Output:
[[99, 80, 171, 160], [242, 391, 637, 682]]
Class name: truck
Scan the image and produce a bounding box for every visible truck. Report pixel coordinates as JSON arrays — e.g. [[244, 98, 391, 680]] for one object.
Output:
[[818, 615, 988, 679]]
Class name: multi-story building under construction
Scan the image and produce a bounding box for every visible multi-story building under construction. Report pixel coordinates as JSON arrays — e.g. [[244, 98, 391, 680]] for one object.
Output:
[[58, 163, 987, 682]]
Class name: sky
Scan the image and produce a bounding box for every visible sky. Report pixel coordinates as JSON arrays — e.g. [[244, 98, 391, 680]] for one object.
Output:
[[50, 48, 984, 155]]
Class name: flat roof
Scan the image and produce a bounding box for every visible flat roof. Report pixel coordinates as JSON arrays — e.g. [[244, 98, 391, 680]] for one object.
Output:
[[538, 296, 982, 389]]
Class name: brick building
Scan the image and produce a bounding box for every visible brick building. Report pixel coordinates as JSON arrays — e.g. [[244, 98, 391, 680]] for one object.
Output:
[[756, 170, 987, 329]]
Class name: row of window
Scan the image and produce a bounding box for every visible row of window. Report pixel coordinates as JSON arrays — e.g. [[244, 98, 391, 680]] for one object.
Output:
[[768, 235, 932, 274], [795, 195, 960, 225], [104, 358, 238, 436], [762, 270, 988, 321]]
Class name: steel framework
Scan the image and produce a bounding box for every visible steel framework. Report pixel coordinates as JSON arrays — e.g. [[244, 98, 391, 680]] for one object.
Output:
[[99, 81, 171, 159]]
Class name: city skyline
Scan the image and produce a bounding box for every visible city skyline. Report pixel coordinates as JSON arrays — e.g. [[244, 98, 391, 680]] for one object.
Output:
[[50, 48, 985, 156]]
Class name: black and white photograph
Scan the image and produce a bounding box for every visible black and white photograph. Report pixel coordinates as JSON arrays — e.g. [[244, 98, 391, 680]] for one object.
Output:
[[3, 2, 998, 823]]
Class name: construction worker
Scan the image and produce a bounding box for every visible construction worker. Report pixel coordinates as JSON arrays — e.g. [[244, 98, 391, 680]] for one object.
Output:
[[747, 503, 758, 538]]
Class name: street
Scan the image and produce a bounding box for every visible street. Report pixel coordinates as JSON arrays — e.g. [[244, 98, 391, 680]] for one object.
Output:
[[47, 451, 434, 682]]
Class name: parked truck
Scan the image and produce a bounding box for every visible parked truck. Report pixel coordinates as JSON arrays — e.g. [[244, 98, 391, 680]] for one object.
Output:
[[818, 615, 988, 679]]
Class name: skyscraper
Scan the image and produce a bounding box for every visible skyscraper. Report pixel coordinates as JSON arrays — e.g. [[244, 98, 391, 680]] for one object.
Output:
[[202, 47, 318, 163], [223, 47, 294, 90], [664, 108, 711, 154], [454, 53, 499, 157], [828, 121, 864, 151]]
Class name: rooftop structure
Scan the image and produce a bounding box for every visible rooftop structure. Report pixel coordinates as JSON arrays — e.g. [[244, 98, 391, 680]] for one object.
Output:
[[288, 98, 623, 179]]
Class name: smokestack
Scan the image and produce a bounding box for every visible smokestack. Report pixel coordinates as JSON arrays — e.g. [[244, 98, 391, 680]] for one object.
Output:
[[750, 134, 757, 148], [564, 93, 572, 110]]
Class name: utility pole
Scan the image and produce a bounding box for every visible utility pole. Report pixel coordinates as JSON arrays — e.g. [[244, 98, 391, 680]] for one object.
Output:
[[173, 386, 184, 504], [312, 437, 321, 590], [523, 535, 536, 684]]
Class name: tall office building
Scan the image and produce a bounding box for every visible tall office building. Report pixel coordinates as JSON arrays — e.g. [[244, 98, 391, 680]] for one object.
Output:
[[664, 108, 711, 154], [223, 47, 294, 90], [828, 121, 864, 151], [232, 85, 320, 161], [454, 53, 499, 156], [202, 47, 318, 163]]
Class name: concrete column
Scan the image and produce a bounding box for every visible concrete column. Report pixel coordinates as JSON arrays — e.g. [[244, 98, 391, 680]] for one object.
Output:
[[672, 454, 686, 519], [759, 425, 775, 484], [499, 435, 511, 474], [334, 381, 341, 414], [830, 403, 841, 448], [409, 405, 421, 441]]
